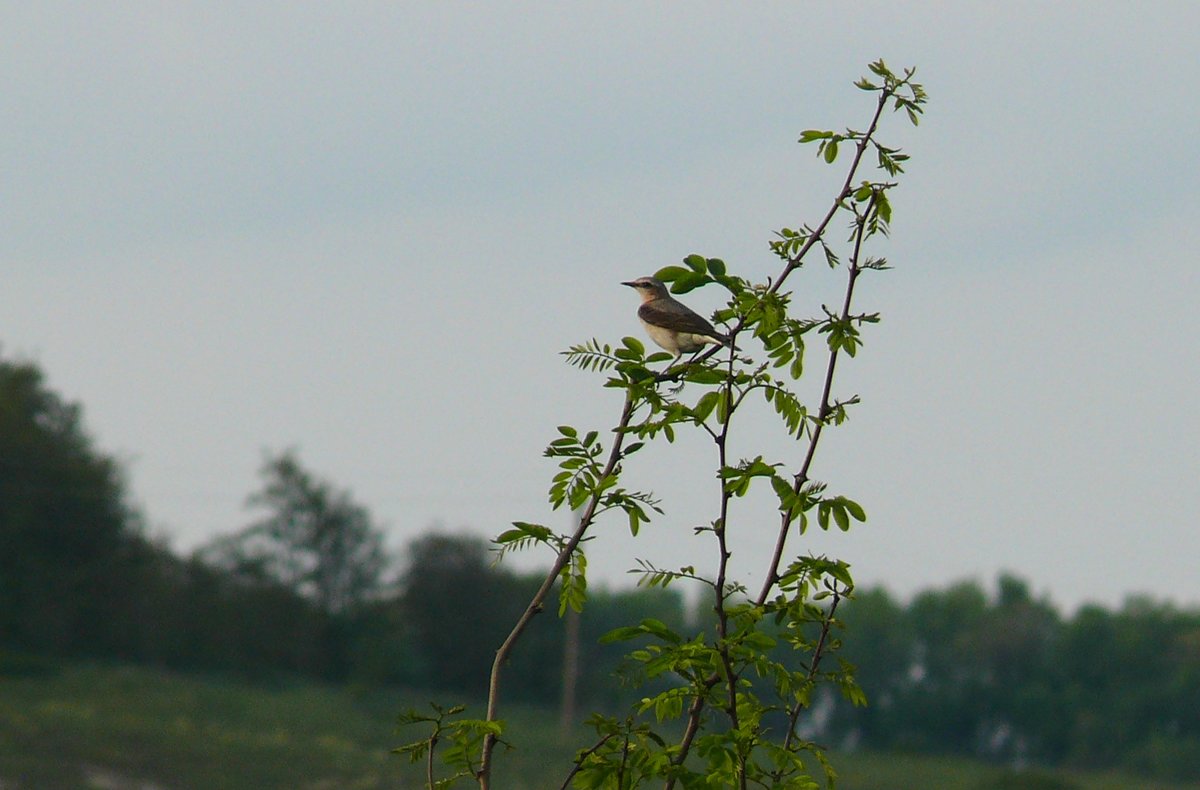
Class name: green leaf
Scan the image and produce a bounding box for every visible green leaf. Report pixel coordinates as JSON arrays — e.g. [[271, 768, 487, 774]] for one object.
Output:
[[876, 192, 893, 225], [823, 140, 839, 163], [829, 563, 855, 589], [599, 625, 645, 644], [707, 258, 726, 276], [683, 254, 707, 273], [842, 497, 866, 521], [693, 391, 720, 422], [671, 272, 709, 294], [715, 389, 730, 424], [654, 265, 691, 282], [684, 367, 724, 386], [557, 425, 577, 438], [799, 129, 833, 142], [640, 618, 682, 644], [496, 521, 553, 545], [770, 474, 796, 509], [621, 336, 645, 356]]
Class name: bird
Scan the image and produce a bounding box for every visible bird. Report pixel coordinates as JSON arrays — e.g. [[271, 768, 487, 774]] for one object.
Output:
[[622, 276, 732, 365]]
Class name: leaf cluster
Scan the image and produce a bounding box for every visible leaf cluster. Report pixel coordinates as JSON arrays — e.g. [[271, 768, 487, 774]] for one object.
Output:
[[578, 558, 860, 788], [395, 704, 507, 788]]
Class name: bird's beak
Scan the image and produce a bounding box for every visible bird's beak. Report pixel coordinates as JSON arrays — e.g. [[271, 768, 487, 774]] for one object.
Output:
[[621, 281, 637, 288]]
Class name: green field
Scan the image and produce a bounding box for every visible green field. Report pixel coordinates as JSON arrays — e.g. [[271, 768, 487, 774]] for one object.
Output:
[[0, 663, 1195, 789]]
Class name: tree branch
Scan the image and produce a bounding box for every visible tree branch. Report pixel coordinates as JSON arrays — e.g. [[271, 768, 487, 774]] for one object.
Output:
[[478, 391, 638, 788], [665, 91, 893, 787], [557, 732, 616, 790], [755, 188, 875, 607]]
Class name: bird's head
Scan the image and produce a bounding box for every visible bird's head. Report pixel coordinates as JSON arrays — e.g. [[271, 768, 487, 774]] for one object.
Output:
[[621, 276, 669, 302]]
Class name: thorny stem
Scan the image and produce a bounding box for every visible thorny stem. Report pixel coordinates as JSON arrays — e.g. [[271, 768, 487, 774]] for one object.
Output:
[[756, 190, 874, 607], [766, 92, 888, 298], [478, 391, 638, 789], [664, 88, 893, 786], [687, 85, 892, 375]]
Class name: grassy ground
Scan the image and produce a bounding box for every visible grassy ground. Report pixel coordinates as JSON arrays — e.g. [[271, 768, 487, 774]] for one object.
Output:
[[0, 663, 1195, 789], [835, 751, 1197, 790]]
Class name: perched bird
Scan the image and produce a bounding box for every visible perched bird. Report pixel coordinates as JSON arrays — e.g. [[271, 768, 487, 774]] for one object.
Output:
[[622, 276, 732, 365]]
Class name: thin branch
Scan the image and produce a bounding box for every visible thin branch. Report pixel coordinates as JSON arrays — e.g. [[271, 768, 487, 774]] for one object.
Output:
[[478, 391, 638, 789], [774, 586, 844, 782], [617, 731, 631, 788], [427, 733, 437, 789], [753, 178, 878, 602], [667, 679, 718, 787], [717, 352, 751, 790], [755, 189, 874, 607], [558, 733, 617, 790]]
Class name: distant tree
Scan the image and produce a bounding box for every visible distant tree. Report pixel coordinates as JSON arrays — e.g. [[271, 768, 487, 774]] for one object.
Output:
[[400, 533, 527, 697], [820, 574, 1200, 782], [399, 530, 688, 708], [205, 450, 387, 616], [831, 586, 914, 747], [973, 574, 1060, 762], [0, 353, 144, 657]]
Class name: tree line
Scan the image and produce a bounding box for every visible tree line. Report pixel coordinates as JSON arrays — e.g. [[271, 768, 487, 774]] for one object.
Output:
[[0, 352, 684, 706], [1, 352, 1197, 780], [827, 576, 1200, 781]]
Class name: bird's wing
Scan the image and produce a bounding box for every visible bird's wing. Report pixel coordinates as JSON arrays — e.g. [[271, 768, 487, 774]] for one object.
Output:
[[639, 300, 725, 340]]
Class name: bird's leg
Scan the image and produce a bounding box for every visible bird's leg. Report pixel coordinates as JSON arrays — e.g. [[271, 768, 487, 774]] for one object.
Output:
[[663, 352, 686, 394]]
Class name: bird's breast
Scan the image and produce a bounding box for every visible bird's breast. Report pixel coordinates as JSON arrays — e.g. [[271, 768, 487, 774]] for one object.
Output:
[[638, 321, 716, 354], [640, 320, 683, 353]]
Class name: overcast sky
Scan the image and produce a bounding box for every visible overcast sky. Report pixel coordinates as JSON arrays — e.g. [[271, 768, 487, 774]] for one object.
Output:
[[5, 4, 1198, 612]]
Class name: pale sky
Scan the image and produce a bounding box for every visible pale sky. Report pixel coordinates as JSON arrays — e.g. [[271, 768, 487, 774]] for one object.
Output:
[[5, 4, 1198, 611]]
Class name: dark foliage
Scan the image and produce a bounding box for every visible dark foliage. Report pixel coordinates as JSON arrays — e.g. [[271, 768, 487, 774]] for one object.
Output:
[[829, 575, 1200, 780]]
